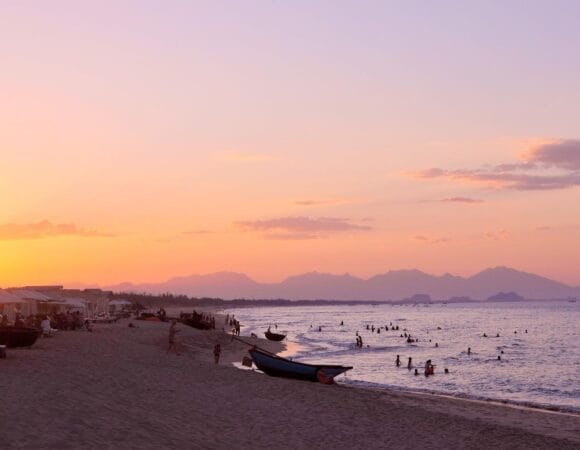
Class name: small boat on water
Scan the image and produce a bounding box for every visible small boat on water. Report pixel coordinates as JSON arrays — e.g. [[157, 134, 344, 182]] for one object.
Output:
[[248, 347, 353, 382], [0, 327, 40, 348], [264, 330, 286, 341]]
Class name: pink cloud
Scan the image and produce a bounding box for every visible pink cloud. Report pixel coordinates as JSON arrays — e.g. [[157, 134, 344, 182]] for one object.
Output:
[[440, 197, 484, 204], [411, 235, 449, 244], [293, 198, 354, 207], [413, 139, 580, 191], [483, 229, 511, 240], [236, 216, 372, 240], [0, 220, 113, 240], [523, 139, 580, 170]]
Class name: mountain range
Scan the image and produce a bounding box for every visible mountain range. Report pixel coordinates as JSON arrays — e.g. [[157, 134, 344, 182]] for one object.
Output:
[[106, 266, 580, 301]]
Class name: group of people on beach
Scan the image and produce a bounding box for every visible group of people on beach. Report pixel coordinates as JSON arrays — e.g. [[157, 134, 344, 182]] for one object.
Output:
[[1, 311, 92, 333]]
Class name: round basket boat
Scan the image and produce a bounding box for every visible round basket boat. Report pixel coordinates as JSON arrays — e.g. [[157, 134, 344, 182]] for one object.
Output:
[[0, 327, 40, 348]]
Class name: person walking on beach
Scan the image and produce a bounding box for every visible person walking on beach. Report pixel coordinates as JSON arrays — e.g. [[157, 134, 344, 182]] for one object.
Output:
[[167, 320, 181, 355], [213, 343, 221, 364]]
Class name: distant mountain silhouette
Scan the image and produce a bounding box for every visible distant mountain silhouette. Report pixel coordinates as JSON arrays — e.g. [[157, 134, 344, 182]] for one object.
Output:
[[487, 291, 525, 302], [106, 266, 580, 301]]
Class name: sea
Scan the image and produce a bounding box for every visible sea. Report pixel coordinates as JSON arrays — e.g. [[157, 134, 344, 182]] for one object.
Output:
[[225, 301, 580, 413]]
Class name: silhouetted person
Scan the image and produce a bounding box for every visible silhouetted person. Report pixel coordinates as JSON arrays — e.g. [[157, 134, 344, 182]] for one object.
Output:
[[497, 355, 501, 361], [213, 343, 221, 364], [340, 320, 344, 326], [396, 355, 401, 367], [414, 369, 419, 376], [435, 342, 439, 348], [424, 360, 433, 377], [467, 347, 471, 355], [407, 357, 412, 369], [444, 368, 449, 374]]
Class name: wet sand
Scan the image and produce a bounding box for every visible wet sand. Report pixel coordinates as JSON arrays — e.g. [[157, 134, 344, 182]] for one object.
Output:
[[1, 320, 578, 449]]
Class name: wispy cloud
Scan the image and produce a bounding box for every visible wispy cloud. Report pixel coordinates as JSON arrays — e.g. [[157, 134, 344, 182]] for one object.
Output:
[[522, 139, 580, 170], [293, 198, 351, 207], [236, 216, 372, 240], [535, 225, 552, 231], [411, 235, 450, 244], [0, 220, 113, 240], [483, 229, 511, 240], [440, 197, 484, 204], [412, 139, 580, 191]]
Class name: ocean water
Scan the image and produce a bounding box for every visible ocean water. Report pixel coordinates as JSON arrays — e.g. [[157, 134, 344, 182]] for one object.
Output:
[[225, 301, 580, 412]]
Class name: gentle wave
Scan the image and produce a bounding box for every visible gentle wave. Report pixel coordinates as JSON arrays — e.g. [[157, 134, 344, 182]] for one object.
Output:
[[227, 301, 580, 413]]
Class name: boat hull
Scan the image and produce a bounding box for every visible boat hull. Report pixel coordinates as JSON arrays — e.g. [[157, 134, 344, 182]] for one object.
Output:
[[264, 331, 286, 341], [249, 348, 352, 382], [0, 327, 40, 348]]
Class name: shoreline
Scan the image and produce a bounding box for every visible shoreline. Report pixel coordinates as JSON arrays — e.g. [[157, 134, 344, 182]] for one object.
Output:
[[224, 303, 579, 416], [1, 319, 578, 448], [259, 336, 580, 416]]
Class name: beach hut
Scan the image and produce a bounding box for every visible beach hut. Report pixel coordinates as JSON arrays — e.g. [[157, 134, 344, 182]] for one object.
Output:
[[7, 289, 56, 316], [109, 299, 132, 314], [59, 297, 88, 314], [0, 289, 32, 323]]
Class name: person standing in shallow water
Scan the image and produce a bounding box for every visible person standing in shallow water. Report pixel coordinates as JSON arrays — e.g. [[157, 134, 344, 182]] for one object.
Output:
[[407, 357, 412, 369], [396, 355, 401, 367]]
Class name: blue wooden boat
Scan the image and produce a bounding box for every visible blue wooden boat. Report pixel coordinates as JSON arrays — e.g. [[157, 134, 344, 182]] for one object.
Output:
[[248, 347, 352, 382]]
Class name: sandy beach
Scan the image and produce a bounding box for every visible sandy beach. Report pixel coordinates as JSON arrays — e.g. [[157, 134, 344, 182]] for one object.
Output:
[[1, 319, 578, 450]]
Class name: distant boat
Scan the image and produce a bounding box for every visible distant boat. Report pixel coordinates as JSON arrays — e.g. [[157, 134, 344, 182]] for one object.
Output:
[[264, 330, 286, 341], [249, 347, 353, 382], [0, 327, 40, 348]]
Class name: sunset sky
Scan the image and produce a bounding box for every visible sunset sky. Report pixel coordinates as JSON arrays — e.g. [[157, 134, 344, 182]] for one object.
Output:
[[1, 1, 579, 287]]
